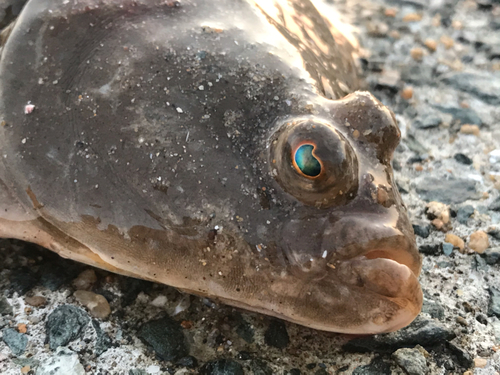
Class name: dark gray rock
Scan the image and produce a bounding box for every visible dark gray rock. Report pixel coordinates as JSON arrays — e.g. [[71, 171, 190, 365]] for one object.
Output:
[[482, 248, 500, 265], [138, 316, 188, 361], [419, 244, 440, 256], [92, 320, 112, 356], [264, 320, 289, 349], [177, 356, 198, 368], [343, 316, 455, 353], [442, 72, 500, 105], [433, 105, 482, 126], [457, 205, 475, 224], [454, 153, 473, 165], [488, 228, 500, 240], [251, 359, 273, 375], [2, 328, 28, 356], [421, 297, 445, 320], [0, 296, 13, 316], [46, 305, 90, 350], [416, 177, 480, 204], [490, 197, 500, 211], [442, 243, 454, 256], [393, 348, 427, 375], [412, 222, 430, 238], [200, 359, 244, 375], [235, 317, 254, 344], [446, 342, 473, 369], [488, 287, 500, 317], [413, 114, 442, 129], [352, 357, 392, 375], [286, 369, 301, 375]]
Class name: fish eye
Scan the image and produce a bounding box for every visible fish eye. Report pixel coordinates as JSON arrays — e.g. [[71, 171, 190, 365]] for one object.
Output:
[[293, 143, 322, 178], [269, 118, 358, 208]]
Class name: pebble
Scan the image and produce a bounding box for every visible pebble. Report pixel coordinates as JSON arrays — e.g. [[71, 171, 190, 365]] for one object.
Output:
[[25, 295, 47, 307], [412, 222, 430, 238], [92, 319, 112, 356], [2, 328, 28, 356], [74, 290, 111, 319], [442, 72, 500, 105], [46, 305, 90, 350], [421, 296, 445, 320], [454, 153, 473, 165], [442, 243, 454, 256], [410, 47, 424, 61], [352, 357, 391, 375], [424, 39, 437, 52], [416, 177, 480, 204], [200, 359, 244, 375], [0, 296, 13, 316], [264, 320, 290, 349], [413, 114, 442, 129], [343, 316, 455, 353], [456, 205, 474, 224], [490, 196, 500, 211], [426, 201, 450, 224], [482, 248, 500, 265], [72, 269, 97, 291], [433, 105, 482, 126], [403, 13, 422, 22], [474, 357, 488, 368], [392, 347, 427, 375], [460, 124, 480, 136], [469, 231, 489, 253], [489, 287, 500, 318], [37, 348, 85, 375], [439, 35, 454, 49], [401, 87, 413, 100], [445, 234, 465, 252], [138, 317, 188, 361]]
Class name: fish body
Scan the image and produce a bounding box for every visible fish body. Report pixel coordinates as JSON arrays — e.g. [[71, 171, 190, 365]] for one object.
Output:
[[0, 0, 422, 333]]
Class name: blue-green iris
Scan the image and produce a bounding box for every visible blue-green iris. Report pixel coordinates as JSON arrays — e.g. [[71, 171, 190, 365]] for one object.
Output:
[[294, 144, 321, 177]]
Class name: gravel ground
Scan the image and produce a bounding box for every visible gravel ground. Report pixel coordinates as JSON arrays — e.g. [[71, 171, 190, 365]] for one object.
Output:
[[1, 0, 500, 374]]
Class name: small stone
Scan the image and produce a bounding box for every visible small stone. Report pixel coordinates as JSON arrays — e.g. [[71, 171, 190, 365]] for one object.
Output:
[[413, 114, 442, 129], [419, 244, 440, 255], [445, 234, 465, 252], [352, 357, 391, 375], [440, 35, 454, 49], [200, 359, 244, 375], [343, 316, 455, 353], [150, 295, 168, 307], [412, 222, 430, 238], [456, 316, 468, 326], [416, 177, 480, 204], [426, 201, 450, 223], [456, 205, 474, 224], [367, 22, 389, 37], [401, 87, 413, 100], [424, 39, 437, 52], [393, 347, 427, 375], [25, 296, 47, 307], [0, 296, 13, 316], [264, 320, 290, 349], [489, 287, 500, 317], [411, 48, 424, 61], [482, 248, 500, 265], [17, 323, 27, 334], [138, 317, 188, 361], [490, 197, 500, 212], [21, 366, 30, 374], [469, 231, 489, 253], [2, 328, 28, 356], [37, 348, 85, 375], [433, 105, 482, 126], [74, 290, 111, 319], [72, 269, 97, 291], [442, 243, 454, 256], [384, 8, 397, 17], [92, 320, 112, 356], [474, 358, 487, 368], [454, 153, 473, 165], [403, 13, 422, 22], [46, 305, 90, 350], [443, 73, 500, 105], [460, 124, 480, 136]]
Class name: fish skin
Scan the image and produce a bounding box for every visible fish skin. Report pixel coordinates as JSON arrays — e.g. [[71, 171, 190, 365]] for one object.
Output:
[[0, 0, 421, 333]]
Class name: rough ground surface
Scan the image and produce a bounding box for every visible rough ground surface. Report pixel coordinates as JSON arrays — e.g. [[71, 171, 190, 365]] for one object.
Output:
[[1, 0, 500, 374]]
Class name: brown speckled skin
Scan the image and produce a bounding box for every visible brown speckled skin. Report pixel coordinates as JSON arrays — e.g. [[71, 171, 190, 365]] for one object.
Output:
[[0, 0, 422, 333]]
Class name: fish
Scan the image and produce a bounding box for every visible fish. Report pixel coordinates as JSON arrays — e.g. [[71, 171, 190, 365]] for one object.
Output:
[[0, 0, 422, 334]]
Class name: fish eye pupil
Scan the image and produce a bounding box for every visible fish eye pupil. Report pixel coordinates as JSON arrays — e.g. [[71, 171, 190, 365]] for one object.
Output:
[[294, 144, 321, 177]]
